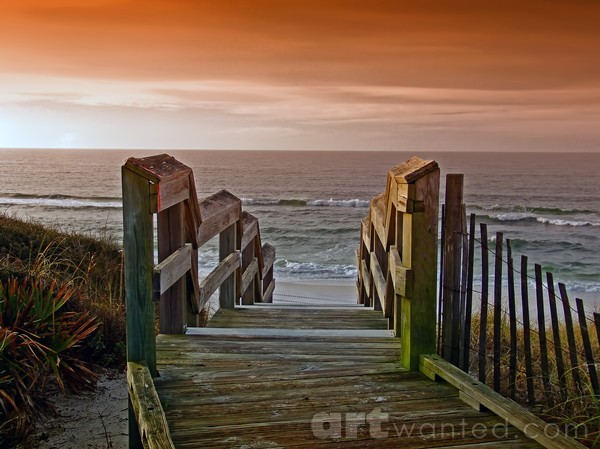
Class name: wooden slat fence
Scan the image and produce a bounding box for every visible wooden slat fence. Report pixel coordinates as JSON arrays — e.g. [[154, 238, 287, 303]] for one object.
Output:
[[438, 174, 600, 444]]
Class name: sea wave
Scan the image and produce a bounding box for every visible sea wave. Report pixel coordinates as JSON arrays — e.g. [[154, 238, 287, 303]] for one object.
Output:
[[478, 213, 600, 227], [0, 193, 122, 209], [242, 197, 369, 208], [274, 259, 358, 279], [482, 204, 597, 216], [536, 217, 600, 227]]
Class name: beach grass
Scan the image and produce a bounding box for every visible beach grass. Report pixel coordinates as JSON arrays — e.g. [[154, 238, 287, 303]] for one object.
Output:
[[468, 309, 600, 447], [0, 213, 126, 442]]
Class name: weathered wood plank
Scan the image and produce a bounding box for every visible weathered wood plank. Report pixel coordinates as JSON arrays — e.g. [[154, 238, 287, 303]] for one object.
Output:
[[370, 194, 387, 248], [124, 154, 191, 183], [197, 190, 242, 246], [389, 156, 438, 184], [151, 175, 190, 212], [493, 232, 503, 392], [219, 222, 237, 309], [198, 250, 241, 307], [262, 243, 276, 272], [262, 279, 275, 303], [478, 223, 489, 385], [506, 239, 517, 399], [122, 166, 156, 375], [241, 257, 259, 295], [240, 211, 258, 251], [154, 243, 192, 297], [396, 181, 416, 213], [520, 255, 535, 405], [361, 216, 371, 250], [389, 245, 412, 297], [126, 154, 191, 213], [576, 298, 600, 395], [361, 259, 371, 301], [127, 362, 175, 449], [442, 174, 463, 365], [558, 283, 583, 393], [400, 166, 440, 371], [534, 263, 552, 406], [546, 272, 566, 394], [369, 252, 386, 311], [421, 355, 586, 449]]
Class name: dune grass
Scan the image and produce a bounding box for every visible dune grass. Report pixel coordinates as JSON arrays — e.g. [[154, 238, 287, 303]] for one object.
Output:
[[0, 213, 126, 443], [468, 309, 600, 447]]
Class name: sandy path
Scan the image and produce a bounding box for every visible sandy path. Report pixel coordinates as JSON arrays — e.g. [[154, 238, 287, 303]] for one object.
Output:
[[17, 370, 128, 449]]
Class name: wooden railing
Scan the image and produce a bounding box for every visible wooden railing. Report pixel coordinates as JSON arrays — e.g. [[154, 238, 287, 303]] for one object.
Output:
[[122, 154, 275, 448], [357, 156, 440, 370]]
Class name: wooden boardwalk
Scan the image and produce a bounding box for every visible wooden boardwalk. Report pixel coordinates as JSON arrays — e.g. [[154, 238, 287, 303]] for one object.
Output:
[[153, 304, 543, 448]]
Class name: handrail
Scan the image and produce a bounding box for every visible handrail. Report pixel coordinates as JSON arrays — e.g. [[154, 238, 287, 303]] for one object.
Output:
[[357, 156, 440, 371], [122, 154, 276, 447], [127, 361, 175, 449]]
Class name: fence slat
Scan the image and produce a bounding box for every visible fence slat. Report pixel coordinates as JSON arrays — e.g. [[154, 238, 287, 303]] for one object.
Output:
[[595, 313, 600, 350], [576, 298, 600, 395], [493, 232, 503, 393], [506, 239, 517, 400], [520, 256, 535, 405], [442, 174, 464, 365], [558, 283, 583, 393], [478, 223, 489, 385], [535, 263, 552, 406], [546, 272, 567, 393], [458, 205, 469, 371], [437, 204, 445, 355], [460, 213, 476, 372]]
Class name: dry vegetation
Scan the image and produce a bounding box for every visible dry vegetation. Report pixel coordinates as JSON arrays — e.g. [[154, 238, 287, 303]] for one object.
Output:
[[0, 213, 126, 446], [468, 309, 600, 447]]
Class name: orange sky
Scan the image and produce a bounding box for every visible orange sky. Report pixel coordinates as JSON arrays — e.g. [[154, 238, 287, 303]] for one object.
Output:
[[1, 0, 599, 150]]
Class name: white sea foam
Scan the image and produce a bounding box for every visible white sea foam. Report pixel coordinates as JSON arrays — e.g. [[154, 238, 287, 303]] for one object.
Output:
[[0, 196, 121, 209], [536, 217, 600, 227]]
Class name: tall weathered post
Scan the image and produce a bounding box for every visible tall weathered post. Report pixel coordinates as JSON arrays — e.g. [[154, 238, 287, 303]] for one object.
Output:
[[122, 165, 157, 376], [358, 157, 440, 371], [394, 159, 440, 371]]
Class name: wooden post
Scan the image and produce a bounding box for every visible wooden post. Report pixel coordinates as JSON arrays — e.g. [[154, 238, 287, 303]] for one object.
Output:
[[400, 166, 440, 371], [559, 283, 583, 393], [493, 232, 503, 393], [535, 263, 552, 406], [506, 239, 518, 400], [241, 241, 256, 305], [122, 166, 157, 377], [158, 202, 187, 334], [219, 222, 237, 309], [441, 174, 463, 365], [546, 272, 566, 394], [460, 213, 476, 372], [576, 298, 600, 395], [520, 256, 535, 405], [478, 223, 489, 385]]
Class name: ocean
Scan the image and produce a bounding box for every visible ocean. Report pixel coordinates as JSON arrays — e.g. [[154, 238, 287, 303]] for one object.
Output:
[[0, 149, 598, 305]]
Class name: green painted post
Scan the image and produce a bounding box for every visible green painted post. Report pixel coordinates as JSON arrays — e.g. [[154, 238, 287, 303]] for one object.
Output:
[[400, 168, 440, 371]]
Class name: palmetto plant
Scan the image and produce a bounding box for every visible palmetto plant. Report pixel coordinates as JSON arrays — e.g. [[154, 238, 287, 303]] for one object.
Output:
[[0, 277, 98, 438]]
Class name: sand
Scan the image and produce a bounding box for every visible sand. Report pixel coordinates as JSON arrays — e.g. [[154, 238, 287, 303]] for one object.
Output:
[[15, 280, 357, 449], [16, 370, 128, 449]]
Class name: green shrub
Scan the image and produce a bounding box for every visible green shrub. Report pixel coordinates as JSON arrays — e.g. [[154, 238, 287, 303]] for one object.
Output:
[[0, 277, 98, 440]]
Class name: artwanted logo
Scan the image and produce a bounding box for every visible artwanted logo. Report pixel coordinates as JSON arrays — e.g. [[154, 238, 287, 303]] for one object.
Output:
[[311, 408, 588, 441], [311, 408, 388, 440]]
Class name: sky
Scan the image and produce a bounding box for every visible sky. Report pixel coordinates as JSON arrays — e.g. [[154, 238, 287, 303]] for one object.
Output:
[[0, 0, 599, 151]]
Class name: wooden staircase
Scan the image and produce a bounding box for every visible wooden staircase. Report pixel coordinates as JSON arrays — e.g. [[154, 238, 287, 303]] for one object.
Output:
[[152, 303, 543, 448]]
